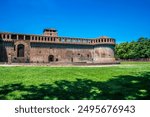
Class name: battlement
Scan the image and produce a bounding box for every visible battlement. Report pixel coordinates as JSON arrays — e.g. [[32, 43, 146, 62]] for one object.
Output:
[[0, 31, 115, 45]]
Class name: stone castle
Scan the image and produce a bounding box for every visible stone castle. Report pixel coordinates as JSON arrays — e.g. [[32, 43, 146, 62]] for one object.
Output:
[[0, 28, 116, 64]]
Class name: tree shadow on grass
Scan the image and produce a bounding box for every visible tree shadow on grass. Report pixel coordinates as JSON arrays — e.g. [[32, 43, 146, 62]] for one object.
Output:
[[0, 72, 150, 100]]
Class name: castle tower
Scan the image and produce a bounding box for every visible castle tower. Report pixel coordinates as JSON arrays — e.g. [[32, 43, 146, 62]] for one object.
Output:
[[43, 28, 58, 37]]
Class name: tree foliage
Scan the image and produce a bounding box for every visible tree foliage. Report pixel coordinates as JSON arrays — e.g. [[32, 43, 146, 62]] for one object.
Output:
[[115, 37, 150, 59]]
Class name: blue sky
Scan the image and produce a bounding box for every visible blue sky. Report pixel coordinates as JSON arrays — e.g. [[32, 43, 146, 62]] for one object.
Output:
[[0, 0, 150, 43]]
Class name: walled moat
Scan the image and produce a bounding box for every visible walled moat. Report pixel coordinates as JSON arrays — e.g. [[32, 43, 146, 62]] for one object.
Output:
[[0, 28, 116, 64]]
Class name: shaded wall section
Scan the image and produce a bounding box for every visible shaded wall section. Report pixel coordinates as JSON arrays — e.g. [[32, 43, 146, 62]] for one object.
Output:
[[0, 40, 8, 62]]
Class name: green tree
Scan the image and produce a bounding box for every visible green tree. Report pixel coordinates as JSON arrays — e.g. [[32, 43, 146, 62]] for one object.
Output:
[[115, 37, 150, 60]]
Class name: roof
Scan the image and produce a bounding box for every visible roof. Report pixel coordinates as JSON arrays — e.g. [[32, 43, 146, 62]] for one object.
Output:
[[99, 36, 110, 38], [43, 28, 57, 32]]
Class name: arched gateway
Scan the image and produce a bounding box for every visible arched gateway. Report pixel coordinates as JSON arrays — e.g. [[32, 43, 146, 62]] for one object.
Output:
[[17, 44, 24, 57], [48, 55, 54, 62]]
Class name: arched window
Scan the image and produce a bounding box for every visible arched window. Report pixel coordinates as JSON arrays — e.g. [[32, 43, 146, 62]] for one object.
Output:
[[17, 44, 24, 57], [48, 55, 54, 62]]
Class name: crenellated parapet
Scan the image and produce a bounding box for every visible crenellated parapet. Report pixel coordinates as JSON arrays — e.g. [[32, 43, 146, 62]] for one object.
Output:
[[0, 32, 115, 45]]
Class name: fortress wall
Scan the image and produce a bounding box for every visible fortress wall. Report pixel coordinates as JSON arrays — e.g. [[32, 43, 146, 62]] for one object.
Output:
[[0, 31, 116, 64], [30, 43, 93, 63], [93, 45, 115, 63], [0, 41, 116, 64]]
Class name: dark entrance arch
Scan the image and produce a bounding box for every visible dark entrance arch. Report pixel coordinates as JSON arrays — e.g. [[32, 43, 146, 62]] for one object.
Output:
[[71, 57, 73, 62], [48, 55, 54, 62], [17, 44, 24, 57]]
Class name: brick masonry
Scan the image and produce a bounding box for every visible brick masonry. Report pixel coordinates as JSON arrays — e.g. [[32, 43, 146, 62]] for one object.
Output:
[[0, 28, 116, 64]]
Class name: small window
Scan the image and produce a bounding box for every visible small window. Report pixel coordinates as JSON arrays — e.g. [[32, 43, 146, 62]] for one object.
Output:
[[3, 34, 5, 38], [7, 35, 9, 39], [32, 36, 34, 40], [11, 34, 17, 39], [26, 36, 30, 40], [56, 58, 58, 61], [18, 35, 24, 40]]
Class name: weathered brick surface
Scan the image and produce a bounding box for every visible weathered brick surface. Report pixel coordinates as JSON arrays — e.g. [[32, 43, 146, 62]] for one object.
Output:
[[0, 29, 116, 64]]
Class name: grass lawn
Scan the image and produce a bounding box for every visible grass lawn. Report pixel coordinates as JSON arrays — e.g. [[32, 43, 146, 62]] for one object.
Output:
[[0, 62, 150, 100]]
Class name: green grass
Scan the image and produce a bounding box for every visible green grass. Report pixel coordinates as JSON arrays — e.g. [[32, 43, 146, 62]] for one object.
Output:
[[0, 62, 150, 100]]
